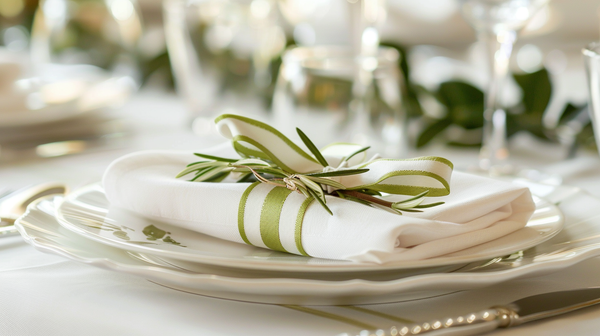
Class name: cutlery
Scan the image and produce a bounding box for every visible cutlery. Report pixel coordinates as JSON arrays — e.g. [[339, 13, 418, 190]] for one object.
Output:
[[356, 287, 600, 336], [0, 182, 67, 236]]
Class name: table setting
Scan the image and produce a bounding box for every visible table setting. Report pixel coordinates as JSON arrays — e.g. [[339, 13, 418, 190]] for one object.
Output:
[[3, 0, 600, 335]]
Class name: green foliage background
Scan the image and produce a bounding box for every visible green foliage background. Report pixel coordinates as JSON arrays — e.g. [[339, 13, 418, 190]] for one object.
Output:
[[381, 42, 596, 152]]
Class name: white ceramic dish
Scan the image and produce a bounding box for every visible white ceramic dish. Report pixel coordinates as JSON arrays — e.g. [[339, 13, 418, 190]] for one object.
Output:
[[0, 70, 133, 128], [54, 183, 563, 273], [16, 190, 600, 305]]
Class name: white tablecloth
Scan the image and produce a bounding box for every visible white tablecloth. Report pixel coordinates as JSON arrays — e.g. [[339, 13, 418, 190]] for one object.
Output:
[[1, 91, 600, 336]]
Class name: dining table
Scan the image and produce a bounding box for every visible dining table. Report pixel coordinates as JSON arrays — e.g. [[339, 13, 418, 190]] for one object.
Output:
[[1, 89, 600, 336]]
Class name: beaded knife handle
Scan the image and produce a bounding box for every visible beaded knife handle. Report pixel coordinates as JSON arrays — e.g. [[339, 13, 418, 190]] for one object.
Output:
[[377, 306, 514, 336], [360, 287, 600, 336]]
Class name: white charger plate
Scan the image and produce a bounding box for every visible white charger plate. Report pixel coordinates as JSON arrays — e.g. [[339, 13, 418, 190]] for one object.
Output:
[[54, 183, 563, 273], [16, 190, 600, 305]]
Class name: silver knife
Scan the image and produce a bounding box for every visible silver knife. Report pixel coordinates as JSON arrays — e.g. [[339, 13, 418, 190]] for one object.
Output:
[[360, 287, 600, 336]]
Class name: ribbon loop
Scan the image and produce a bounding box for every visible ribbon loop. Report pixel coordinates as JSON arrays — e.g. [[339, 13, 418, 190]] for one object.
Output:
[[216, 114, 322, 173], [216, 114, 452, 197]]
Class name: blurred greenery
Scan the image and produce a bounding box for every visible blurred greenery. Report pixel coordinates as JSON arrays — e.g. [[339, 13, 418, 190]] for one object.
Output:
[[507, 68, 553, 139], [388, 43, 424, 119], [140, 50, 174, 88], [382, 42, 596, 152], [0, 0, 37, 45], [48, 5, 124, 70]]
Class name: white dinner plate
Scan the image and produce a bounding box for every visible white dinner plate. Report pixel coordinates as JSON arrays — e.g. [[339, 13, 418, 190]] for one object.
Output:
[[54, 183, 563, 273], [16, 190, 600, 305], [0, 68, 134, 128]]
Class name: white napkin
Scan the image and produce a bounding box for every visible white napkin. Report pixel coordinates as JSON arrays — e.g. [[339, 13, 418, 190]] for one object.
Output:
[[103, 145, 535, 263]]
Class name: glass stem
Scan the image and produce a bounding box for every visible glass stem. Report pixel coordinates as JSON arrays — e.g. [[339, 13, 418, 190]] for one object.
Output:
[[479, 29, 516, 171], [347, 0, 381, 145]]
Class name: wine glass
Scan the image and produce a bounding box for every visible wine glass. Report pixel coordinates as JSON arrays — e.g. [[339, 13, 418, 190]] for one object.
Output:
[[458, 0, 549, 173]]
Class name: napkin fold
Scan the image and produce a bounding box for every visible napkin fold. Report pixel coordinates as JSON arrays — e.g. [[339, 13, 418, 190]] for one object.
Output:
[[103, 144, 535, 263]]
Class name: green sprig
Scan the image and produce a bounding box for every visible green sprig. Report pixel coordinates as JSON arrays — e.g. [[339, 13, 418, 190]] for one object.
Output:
[[296, 127, 329, 167], [178, 131, 444, 215]]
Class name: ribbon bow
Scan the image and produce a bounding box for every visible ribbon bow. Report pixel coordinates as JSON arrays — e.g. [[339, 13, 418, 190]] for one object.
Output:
[[177, 114, 453, 255]]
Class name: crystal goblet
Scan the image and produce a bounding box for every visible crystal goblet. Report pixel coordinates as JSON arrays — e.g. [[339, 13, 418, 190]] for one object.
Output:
[[459, 0, 550, 173]]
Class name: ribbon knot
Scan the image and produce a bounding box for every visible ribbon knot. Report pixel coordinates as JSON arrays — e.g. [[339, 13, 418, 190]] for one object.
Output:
[[319, 166, 343, 193], [283, 175, 300, 192]]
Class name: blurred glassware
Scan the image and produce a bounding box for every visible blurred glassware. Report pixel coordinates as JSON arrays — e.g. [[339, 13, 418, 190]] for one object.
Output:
[[0, 62, 134, 128], [0, 0, 138, 161], [0, 45, 132, 162], [163, 0, 287, 132], [347, 0, 386, 58], [346, 0, 391, 157], [458, 0, 549, 173], [30, 0, 143, 84], [277, 0, 352, 47], [0, 0, 34, 52], [583, 42, 600, 155], [272, 45, 406, 158]]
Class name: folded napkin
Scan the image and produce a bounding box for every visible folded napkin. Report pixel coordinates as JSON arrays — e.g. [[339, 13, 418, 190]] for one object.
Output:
[[103, 144, 535, 264]]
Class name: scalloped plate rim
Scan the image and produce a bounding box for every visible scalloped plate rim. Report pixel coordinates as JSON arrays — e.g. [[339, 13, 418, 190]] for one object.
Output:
[[52, 183, 564, 273]]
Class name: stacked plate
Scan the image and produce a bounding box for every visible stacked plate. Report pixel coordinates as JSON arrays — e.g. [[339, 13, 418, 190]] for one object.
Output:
[[0, 48, 133, 162], [15, 181, 600, 305]]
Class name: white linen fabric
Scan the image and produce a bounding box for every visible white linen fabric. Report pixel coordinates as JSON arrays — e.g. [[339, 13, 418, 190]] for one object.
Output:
[[103, 145, 535, 263]]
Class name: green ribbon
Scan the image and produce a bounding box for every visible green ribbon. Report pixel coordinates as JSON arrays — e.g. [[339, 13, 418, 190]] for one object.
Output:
[[260, 187, 293, 252], [216, 114, 454, 255], [237, 182, 260, 246], [216, 114, 453, 197], [238, 183, 315, 256], [294, 197, 313, 256]]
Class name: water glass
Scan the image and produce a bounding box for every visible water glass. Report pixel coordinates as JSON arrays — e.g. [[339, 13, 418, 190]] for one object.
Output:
[[163, 0, 287, 131], [583, 42, 600, 154], [272, 46, 406, 158]]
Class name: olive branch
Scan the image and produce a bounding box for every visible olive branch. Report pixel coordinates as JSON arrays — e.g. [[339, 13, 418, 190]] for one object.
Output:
[[177, 128, 444, 215]]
